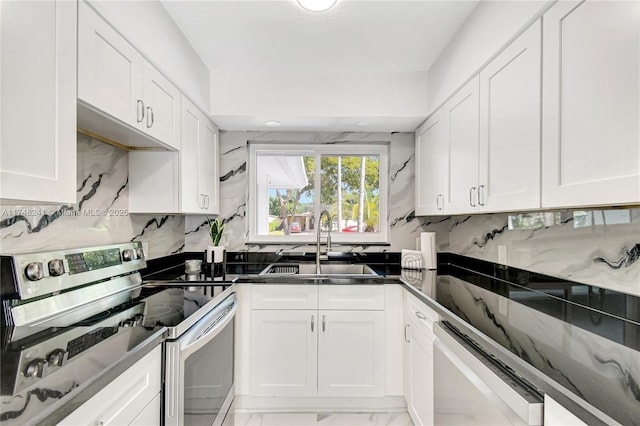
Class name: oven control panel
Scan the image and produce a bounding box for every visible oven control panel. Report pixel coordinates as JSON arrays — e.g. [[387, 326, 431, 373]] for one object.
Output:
[[1, 242, 146, 301]]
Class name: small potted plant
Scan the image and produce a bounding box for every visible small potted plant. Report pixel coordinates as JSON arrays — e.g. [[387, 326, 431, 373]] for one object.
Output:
[[206, 217, 226, 265]]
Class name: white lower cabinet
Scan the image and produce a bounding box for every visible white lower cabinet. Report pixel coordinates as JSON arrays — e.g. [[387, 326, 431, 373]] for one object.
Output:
[[60, 345, 161, 425], [248, 285, 386, 399], [250, 309, 318, 397], [317, 310, 385, 397], [403, 291, 439, 426]]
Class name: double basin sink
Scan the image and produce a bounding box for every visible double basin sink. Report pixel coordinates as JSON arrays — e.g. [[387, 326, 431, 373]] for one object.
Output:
[[260, 262, 380, 279]]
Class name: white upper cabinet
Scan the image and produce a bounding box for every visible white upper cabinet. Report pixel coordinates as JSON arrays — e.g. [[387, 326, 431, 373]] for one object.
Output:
[[78, 0, 142, 129], [181, 95, 220, 214], [0, 0, 77, 204], [478, 20, 541, 212], [541, 0, 640, 208], [415, 20, 543, 216], [78, 1, 180, 150], [141, 62, 181, 149], [199, 119, 221, 214], [129, 95, 219, 214], [415, 109, 447, 215], [443, 76, 480, 214]]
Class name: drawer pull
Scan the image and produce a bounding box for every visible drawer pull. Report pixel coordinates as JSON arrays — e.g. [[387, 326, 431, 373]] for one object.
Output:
[[311, 315, 315, 332], [404, 324, 411, 343], [322, 315, 326, 332], [415, 311, 427, 320]]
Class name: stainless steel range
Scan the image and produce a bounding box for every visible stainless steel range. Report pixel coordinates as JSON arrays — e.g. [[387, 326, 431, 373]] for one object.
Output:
[[0, 243, 236, 426], [140, 280, 236, 426]]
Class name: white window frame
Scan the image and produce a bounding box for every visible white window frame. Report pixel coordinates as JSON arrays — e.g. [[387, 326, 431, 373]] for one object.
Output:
[[248, 142, 389, 244]]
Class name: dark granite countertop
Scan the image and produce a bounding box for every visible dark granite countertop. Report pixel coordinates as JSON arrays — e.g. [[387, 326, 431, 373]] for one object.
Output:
[[399, 261, 639, 426], [138, 251, 639, 425], [0, 326, 166, 425]]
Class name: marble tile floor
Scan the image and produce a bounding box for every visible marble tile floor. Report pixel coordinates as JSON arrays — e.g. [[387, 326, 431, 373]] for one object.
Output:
[[222, 411, 414, 426]]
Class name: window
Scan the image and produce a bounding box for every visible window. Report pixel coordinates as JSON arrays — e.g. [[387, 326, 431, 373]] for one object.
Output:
[[248, 143, 389, 243]]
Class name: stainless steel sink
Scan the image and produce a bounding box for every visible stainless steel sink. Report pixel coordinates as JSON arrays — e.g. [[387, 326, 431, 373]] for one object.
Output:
[[260, 263, 379, 277]]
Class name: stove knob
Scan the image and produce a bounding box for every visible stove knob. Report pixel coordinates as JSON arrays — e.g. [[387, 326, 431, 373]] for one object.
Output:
[[47, 349, 66, 367], [24, 359, 47, 378], [25, 262, 44, 281], [135, 248, 144, 260], [121, 249, 135, 262], [48, 259, 65, 277]]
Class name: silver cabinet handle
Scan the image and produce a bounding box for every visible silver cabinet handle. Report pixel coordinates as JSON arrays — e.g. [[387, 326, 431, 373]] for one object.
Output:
[[415, 311, 427, 320], [469, 187, 477, 207], [95, 421, 104, 426], [200, 194, 206, 209], [146, 106, 154, 128], [322, 315, 326, 332], [404, 324, 411, 343], [436, 194, 443, 211], [311, 315, 315, 332], [206, 195, 210, 209], [478, 185, 485, 206], [136, 99, 145, 123]]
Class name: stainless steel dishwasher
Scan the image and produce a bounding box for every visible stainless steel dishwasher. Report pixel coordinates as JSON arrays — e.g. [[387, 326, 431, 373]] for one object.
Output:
[[433, 322, 544, 425]]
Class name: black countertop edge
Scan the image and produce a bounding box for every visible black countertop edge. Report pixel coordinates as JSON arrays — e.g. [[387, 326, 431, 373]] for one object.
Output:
[[438, 253, 640, 324], [399, 281, 615, 426], [142, 251, 638, 323], [28, 327, 167, 426], [144, 251, 638, 302]]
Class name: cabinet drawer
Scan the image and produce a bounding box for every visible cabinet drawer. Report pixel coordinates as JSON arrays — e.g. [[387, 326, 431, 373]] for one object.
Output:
[[60, 345, 161, 425], [319, 285, 385, 310], [252, 285, 318, 310], [405, 291, 439, 330]]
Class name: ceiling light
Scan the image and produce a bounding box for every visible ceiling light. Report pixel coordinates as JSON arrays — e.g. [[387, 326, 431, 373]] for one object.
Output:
[[296, 0, 338, 12], [265, 121, 281, 127], [355, 121, 371, 127]]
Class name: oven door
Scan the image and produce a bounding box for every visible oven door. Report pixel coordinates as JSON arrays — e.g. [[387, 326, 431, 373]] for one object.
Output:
[[165, 293, 237, 426]]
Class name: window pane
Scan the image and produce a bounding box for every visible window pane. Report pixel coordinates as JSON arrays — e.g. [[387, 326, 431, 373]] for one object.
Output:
[[256, 153, 315, 236], [320, 155, 380, 234]]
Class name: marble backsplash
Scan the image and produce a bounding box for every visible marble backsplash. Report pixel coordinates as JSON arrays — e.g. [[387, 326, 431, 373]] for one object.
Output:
[[0, 134, 184, 259], [443, 209, 640, 297], [1, 131, 637, 298], [184, 130, 448, 253]]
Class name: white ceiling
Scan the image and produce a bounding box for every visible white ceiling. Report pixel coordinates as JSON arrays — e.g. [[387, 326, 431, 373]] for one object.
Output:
[[161, 0, 479, 131]]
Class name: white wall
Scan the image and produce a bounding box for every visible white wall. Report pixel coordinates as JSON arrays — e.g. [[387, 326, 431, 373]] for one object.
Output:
[[426, 0, 554, 116], [210, 70, 429, 129], [87, 0, 210, 112]]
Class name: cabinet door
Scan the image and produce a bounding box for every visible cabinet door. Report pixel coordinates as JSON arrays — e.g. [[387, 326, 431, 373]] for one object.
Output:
[[478, 21, 541, 212], [0, 0, 76, 204], [78, 1, 142, 128], [542, 0, 640, 207], [60, 346, 161, 426], [142, 62, 181, 150], [180, 95, 205, 213], [408, 323, 435, 426], [199, 120, 220, 214], [443, 77, 480, 214], [130, 394, 161, 426], [415, 109, 447, 215], [250, 310, 318, 396], [317, 310, 385, 397]]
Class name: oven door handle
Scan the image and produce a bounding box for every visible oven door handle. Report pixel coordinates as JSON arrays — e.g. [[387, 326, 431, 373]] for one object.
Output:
[[180, 295, 237, 359]]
